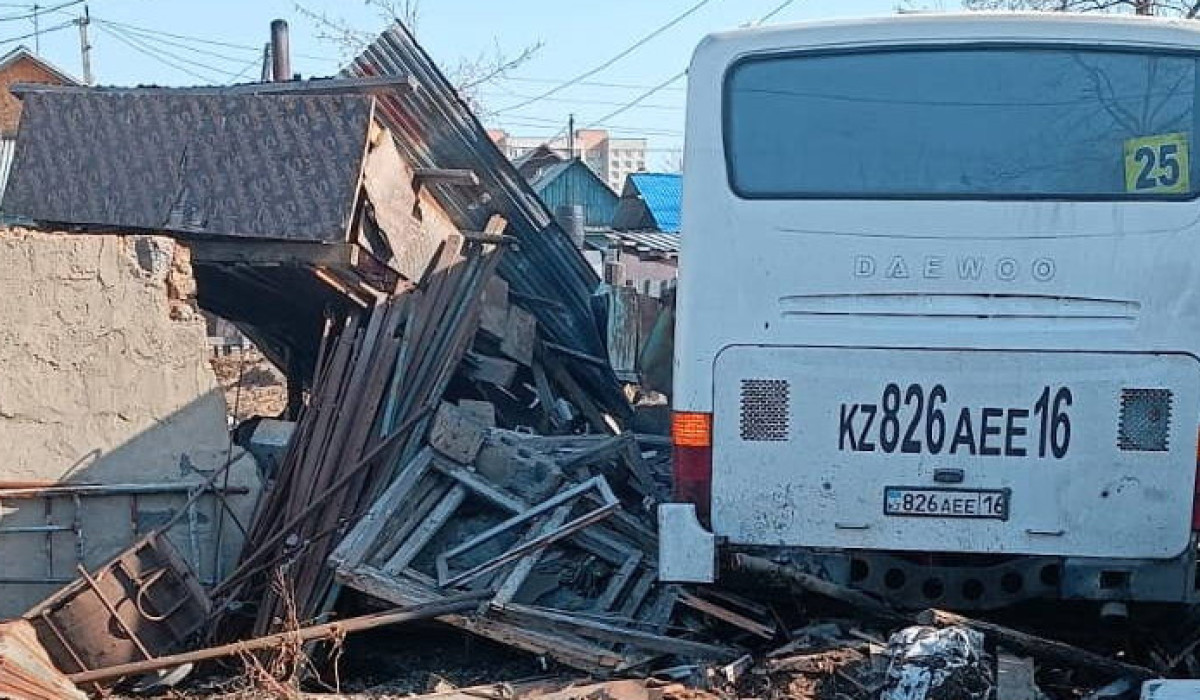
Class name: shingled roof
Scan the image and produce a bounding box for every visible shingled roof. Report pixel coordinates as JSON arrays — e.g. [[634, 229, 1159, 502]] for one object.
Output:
[[2, 90, 373, 241]]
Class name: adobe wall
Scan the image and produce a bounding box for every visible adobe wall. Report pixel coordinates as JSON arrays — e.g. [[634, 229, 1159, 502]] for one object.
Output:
[[0, 229, 260, 616]]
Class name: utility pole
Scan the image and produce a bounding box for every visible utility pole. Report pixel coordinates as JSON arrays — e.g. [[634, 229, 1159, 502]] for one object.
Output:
[[1135, 0, 1153, 14], [567, 113, 575, 160], [260, 42, 272, 82], [76, 4, 92, 85], [32, 4, 39, 53]]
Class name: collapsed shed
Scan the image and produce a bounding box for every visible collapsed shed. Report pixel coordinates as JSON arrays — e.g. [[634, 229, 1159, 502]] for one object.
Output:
[[0, 20, 773, 686]]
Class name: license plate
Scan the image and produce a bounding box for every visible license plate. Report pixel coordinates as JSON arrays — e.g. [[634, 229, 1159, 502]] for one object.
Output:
[[884, 487, 1009, 520]]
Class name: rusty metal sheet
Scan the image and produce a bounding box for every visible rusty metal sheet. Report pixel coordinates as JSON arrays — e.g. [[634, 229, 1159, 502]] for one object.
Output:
[[0, 619, 86, 700], [345, 23, 628, 418], [23, 533, 210, 682]]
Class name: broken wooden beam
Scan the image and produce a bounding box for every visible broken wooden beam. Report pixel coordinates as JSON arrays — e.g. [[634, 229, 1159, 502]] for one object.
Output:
[[414, 168, 481, 187], [495, 603, 739, 660], [463, 232, 519, 246], [190, 240, 361, 267], [676, 590, 777, 640], [68, 591, 490, 685]]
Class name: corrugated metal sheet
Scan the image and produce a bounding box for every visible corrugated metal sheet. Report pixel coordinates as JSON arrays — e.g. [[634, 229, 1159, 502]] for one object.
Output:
[[2, 93, 372, 242], [612, 231, 680, 255], [628, 173, 681, 233], [347, 23, 626, 415], [532, 160, 619, 228]]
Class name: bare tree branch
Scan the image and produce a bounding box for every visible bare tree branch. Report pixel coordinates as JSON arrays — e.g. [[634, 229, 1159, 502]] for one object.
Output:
[[294, 1, 542, 111]]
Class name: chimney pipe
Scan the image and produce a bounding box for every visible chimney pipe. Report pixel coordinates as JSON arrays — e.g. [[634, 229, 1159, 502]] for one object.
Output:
[[270, 19, 291, 82]]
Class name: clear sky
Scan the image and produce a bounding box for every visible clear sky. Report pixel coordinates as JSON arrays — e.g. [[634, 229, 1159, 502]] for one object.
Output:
[[7, 0, 963, 168]]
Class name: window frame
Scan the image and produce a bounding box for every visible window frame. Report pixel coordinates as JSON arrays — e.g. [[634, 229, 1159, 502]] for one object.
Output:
[[721, 42, 1200, 202]]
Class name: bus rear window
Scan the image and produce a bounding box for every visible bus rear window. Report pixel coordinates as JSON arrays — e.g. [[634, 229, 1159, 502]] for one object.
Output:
[[724, 47, 1200, 199]]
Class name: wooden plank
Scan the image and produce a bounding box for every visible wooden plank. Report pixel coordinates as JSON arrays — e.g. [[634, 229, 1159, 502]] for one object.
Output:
[[642, 585, 680, 635], [492, 504, 573, 606], [676, 591, 777, 640], [413, 168, 480, 187], [593, 552, 642, 613], [190, 240, 359, 267], [545, 354, 612, 435], [443, 502, 618, 588], [438, 478, 619, 587], [530, 359, 564, 431], [617, 568, 657, 620], [429, 455, 635, 566], [361, 130, 435, 281], [335, 566, 628, 673], [495, 604, 737, 660], [370, 477, 452, 568], [328, 449, 434, 570], [381, 485, 467, 576], [604, 285, 640, 381]]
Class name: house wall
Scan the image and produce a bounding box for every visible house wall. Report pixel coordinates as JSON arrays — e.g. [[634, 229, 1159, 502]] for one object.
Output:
[[537, 163, 619, 227], [614, 250, 677, 298], [0, 56, 65, 136], [0, 229, 260, 615]]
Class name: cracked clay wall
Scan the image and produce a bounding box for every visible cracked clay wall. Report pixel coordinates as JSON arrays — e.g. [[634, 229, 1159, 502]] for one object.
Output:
[[0, 229, 261, 616]]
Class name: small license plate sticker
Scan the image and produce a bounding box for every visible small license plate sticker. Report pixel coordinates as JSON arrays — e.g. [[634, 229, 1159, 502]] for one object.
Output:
[[884, 487, 1009, 521]]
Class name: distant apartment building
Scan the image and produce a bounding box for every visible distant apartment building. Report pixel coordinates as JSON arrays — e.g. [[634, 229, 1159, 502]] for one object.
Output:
[[487, 127, 647, 192]]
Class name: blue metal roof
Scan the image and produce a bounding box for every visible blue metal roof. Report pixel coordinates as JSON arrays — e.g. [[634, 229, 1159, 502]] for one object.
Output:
[[628, 172, 681, 233]]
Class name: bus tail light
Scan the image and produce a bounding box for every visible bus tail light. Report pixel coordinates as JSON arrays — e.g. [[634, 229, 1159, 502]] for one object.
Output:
[[672, 411, 713, 520]]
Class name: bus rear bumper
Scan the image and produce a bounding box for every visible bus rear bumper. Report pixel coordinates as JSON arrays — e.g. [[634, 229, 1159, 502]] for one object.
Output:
[[719, 544, 1199, 608], [658, 503, 716, 583]]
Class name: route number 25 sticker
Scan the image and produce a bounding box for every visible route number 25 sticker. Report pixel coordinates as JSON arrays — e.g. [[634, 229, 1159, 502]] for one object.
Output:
[[1125, 132, 1190, 194]]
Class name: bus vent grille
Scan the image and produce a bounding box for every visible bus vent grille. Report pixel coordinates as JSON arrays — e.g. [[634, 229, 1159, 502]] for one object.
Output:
[[740, 379, 790, 441], [1118, 388, 1172, 452]]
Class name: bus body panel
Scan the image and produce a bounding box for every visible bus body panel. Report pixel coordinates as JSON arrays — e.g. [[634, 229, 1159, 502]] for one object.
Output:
[[713, 346, 1200, 559], [669, 14, 1200, 588]]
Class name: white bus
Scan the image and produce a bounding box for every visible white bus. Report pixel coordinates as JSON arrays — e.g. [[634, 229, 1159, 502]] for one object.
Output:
[[659, 13, 1200, 609]]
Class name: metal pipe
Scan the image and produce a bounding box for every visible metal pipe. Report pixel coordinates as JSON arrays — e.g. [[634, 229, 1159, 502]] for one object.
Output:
[[68, 591, 490, 685], [0, 525, 72, 534], [270, 19, 290, 82], [0, 483, 250, 499]]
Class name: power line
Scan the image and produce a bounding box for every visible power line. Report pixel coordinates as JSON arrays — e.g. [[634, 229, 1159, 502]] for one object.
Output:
[[226, 54, 262, 84], [94, 22, 233, 82], [92, 18, 259, 67], [90, 15, 333, 62], [0, 18, 70, 46], [498, 115, 684, 138], [753, 0, 799, 24], [0, 0, 81, 22], [579, 0, 798, 129], [493, 0, 715, 114], [480, 89, 683, 112], [103, 23, 247, 80], [502, 75, 687, 92], [507, 0, 799, 151], [581, 71, 686, 128]]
